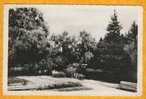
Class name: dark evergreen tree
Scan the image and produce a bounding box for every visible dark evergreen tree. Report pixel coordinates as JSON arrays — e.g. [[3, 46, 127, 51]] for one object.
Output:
[[126, 21, 138, 44], [124, 21, 138, 82], [94, 11, 131, 82], [104, 11, 123, 44]]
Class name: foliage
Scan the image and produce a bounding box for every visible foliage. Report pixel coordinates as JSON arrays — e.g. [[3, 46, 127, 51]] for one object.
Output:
[[8, 8, 138, 82], [92, 11, 132, 82], [77, 31, 96, 65], [49, 32, 77, 70], [8, 8, 50, 75], [52, 71, 66, 77], [124, 21, 138, 82]]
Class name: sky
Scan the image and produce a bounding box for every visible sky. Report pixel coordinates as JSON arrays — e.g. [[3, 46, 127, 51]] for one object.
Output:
[[6, 5, 143, 41]]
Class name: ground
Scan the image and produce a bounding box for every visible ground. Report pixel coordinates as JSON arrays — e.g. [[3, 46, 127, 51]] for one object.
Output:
[[8, 76, 138, 96]]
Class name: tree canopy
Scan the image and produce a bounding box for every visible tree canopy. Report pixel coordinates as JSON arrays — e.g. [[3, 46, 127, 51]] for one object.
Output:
[[8, 8, 138, 82], [9, 8, 50, 68]]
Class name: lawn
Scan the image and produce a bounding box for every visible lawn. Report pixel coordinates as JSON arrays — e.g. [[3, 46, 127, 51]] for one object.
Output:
[[8, 76, 137, 96], [8, 76, 83, 91]]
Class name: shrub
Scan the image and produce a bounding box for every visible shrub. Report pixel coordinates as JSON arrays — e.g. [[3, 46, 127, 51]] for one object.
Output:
[[36, 82, 82, 90], [52, 71, 66, 77], [65, 66, 77, 77], [49, 82, 82, 89], [74, 73, 85, 80]]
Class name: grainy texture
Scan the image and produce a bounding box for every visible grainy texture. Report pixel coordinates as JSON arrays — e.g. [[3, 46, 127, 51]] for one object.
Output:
[[0, 0, 145, 99]]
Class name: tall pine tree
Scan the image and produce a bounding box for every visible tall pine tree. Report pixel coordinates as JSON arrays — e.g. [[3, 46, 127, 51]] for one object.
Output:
[[95, 11, 131, 82], [124, 21, 138, 82], [105, 10, 122, 43]]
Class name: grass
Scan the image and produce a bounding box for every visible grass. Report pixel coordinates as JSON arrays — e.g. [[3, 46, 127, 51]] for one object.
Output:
[[8, 77, 28, 85], [36, 82, 82, 90], [56, 87, 92, 91], [8, 76, 83, 91]]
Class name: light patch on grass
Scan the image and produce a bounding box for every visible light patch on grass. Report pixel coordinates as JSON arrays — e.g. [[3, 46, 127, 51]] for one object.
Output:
[[8, 76, 83, 91]]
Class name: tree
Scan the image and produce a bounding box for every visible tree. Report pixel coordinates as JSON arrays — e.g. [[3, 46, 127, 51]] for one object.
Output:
[[126, 21, 138, 44], [124, 21, 138, 82], [105, 10, 123, 44], [49, 31, 77, 71], [77, 30, 96, 64], [8, 8, 49, 74], [93, 11, 131, 82]]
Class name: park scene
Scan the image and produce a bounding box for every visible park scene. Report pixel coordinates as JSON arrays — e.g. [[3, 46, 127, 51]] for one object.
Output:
[[7, 5, 140, 95]]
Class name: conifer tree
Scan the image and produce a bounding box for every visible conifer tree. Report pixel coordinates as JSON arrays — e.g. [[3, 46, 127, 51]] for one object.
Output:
[[94, 11, 131, 82], [105, 10, 122, 44]]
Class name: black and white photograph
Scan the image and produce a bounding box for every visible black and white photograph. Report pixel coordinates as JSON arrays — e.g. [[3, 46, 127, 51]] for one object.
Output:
[[3, 5, 143, 96]]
